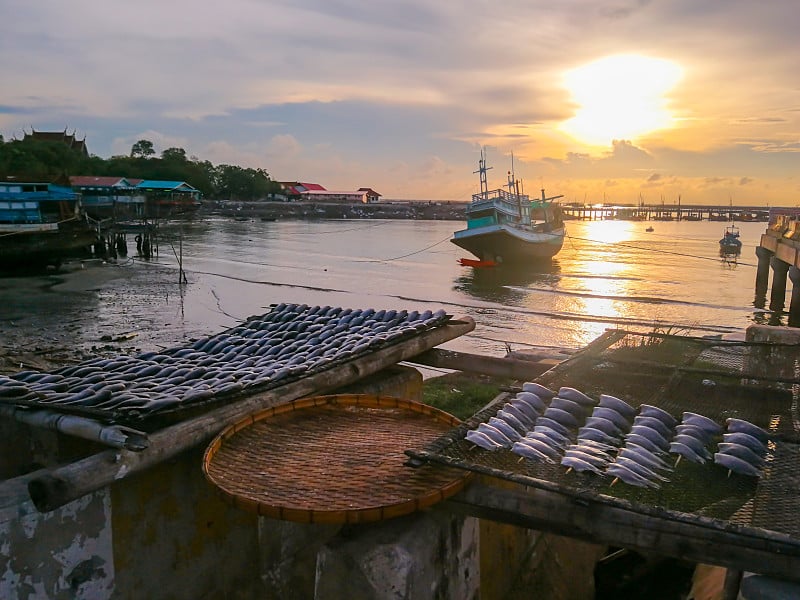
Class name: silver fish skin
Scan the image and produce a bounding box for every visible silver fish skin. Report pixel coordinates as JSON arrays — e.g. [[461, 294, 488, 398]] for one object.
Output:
[[584, 416, 625, 437], [514, 391, 547, 413], [514, 437, 561, 460], [465, 430, 502, 450], [499, 404, 536, 429], [522, 382, 556, 399], [543, 407, 580, 429], [598, 394, 637, 420], [512, 441, 555, 463], [717, 443, 766, 467], [618, 446, 671, 472], [592, 407, 632, 432], [722, 432, 767, 455], [614, 456, 670, 482], [550, 396, 586, 417], [530, 427, 570, 448], [573, 439, 617, 454], [561, 454, 605, 475], [506, 399, 539, 423], [725, 418, 770, 443], [557, 386, 597, 406], [669, 441, 707, 464], [681, 412, 722, 435], [675, 423, 712, 443], [564, 449, 610, 469], [578, 426, 621, 446], [566, 442, 612, 459], [536, 417, 571, 437], [629, 425, 670, 448], [714, 452, 762, 477], [476, 423, 514, 447], [488, 416, 523, 441], [607, 463, 661, 488], [638, 404, 677, 428], [495, 410, 528, 435], [632, 416, 673, 439], [625, 433, 668, 455], [673, 434, 712, 459]]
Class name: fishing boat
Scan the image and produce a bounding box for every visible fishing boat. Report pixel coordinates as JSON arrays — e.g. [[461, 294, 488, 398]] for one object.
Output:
[[451, 151, 565, 264], [719, 224, 742, 253], [0, 181, 98, 269]]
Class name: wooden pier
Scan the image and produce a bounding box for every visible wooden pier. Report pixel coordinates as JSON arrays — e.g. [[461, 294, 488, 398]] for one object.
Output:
[[562, 203, 772, 222], [755, 209, 800, 325]]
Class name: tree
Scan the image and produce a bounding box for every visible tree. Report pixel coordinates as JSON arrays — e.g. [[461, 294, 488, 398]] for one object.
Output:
[[161, 147, 187, 162], [130, 139, 155, 158]]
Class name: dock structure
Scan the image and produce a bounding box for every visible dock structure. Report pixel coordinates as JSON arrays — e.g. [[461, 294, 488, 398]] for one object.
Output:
[[562, 203, 772, 222], [755, 209, 800, 325]]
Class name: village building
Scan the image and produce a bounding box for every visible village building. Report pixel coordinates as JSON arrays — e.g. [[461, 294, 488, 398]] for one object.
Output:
[[279, 182, 382, 203], [21, 128, 89, 157]]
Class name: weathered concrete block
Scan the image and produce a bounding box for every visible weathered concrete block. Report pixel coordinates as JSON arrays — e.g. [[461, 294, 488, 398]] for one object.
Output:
[[314, 509, 479, 600]]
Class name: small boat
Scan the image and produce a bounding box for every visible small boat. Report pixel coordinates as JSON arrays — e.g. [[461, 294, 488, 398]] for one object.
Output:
[[719, 225, 742, 252], [646, 226, 654, 232], [451, 150, 565, 264], [0, 181, 98, 270]]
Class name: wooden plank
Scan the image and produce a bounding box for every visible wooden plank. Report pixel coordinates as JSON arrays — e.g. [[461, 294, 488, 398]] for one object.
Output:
[[25, 318, 475, 513], [408, 348, 561, 380], [445, 482, 800, 582]]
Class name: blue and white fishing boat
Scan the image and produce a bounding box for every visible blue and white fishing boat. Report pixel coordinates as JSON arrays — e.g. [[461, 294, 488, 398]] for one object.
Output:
[[0, 181, 98, 269], [451, 150, 565, 264], [719, 224, 742, 253]]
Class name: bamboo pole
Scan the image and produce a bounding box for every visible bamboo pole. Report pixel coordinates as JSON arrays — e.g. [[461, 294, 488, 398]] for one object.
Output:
[[25, 317, 475, 513]]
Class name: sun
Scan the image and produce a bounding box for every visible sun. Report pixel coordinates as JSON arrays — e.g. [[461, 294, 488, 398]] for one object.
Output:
[[559, 54, 683, 146]]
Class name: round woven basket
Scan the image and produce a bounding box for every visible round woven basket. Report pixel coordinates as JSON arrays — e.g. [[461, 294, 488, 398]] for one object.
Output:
[[203, 394, 471, 524]]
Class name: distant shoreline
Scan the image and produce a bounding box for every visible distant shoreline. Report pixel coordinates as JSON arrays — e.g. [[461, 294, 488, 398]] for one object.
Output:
[[199, 199, 467, 222]]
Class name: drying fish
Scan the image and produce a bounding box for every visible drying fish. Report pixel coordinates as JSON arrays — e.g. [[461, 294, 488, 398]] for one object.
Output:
[[584, 416, 625, 437], [681, 412, 722, 435], [717, 443, 766, 468], [614, 456, 670, 482], [512, 441, 555, 463], [673, 434, 712, 459], [598, 394, 637, 420], [505, 399, 539, 424], [592, 407, 632, 432], [632, 416, 673, 439], [495, 410, 528, 435], [624, 433, 668, 455], [725, 418, 770, 444], [557, 387, 596, 406], [542, 407, 580, 429], [629, 425, 670, 448], [577, 426, 621, 446], [573, 439, 617, 455], [607, 463, 661, 489], [514, 391, 547, 413], [530, 427, 570, 448], [714, 452, 763, 477], [549, 397, 586, 417], [522, 382, 556, 399], [638, 404, 677, 428], [564, 449, 610, 469], [516, 436, 562, 460], [561, 454, 605, 475], [617, 447, 671, 472], [536, 417, 571, 437], [669, 441, 707, 465], [499, 403, 536, 429], [476, 423, 514, 447], [465, 429, 502, 450], [722, 432, 767, 455], [488, 417, 523, 441], [675, 423, 712, 442]]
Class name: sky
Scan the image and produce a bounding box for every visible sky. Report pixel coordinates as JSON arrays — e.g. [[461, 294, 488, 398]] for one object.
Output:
[[1, 0, 798, 206]]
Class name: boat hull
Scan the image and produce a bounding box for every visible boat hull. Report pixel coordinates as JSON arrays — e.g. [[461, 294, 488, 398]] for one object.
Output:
[[451, 223, 564, 263]]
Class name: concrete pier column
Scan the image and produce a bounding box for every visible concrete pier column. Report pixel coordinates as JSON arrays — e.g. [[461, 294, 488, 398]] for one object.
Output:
[[769, 256, 790, 312], [755, 246, 773, 299], [789, 266, 800, 327]]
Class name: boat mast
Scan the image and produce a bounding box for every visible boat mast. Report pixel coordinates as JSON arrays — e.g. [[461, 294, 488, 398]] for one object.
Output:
[[509, 151, 523, 221], [475, 147, 492, 200]]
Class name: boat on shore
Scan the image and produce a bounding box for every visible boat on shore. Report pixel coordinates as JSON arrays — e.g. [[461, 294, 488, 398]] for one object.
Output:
[[0, 181, 98, 270], [451, 151, 565, 264], [719, 224, 742, 253]]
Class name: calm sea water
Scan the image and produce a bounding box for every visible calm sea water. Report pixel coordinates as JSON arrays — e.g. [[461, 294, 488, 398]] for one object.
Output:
[[0, 217, 779, 360]]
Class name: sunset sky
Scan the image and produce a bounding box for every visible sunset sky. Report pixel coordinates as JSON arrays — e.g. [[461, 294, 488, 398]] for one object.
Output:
[[1, 0, 797, 205]]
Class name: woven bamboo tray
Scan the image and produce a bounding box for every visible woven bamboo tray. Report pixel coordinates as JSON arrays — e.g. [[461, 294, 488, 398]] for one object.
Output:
[[203, 394, 471, 524]]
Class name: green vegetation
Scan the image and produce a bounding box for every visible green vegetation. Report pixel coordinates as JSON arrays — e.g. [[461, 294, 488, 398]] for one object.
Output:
[[422, 371, 514, 420], [0, 136, 283, 201]]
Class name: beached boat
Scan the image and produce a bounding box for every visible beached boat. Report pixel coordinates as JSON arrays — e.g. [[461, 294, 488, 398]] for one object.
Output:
[[0, 182, 98, 269], [719, 225, 742, 253], [451, 152, 565, 264]]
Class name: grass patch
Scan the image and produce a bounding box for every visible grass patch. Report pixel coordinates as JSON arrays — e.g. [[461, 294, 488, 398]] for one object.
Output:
[[422, 371, 515, 420]]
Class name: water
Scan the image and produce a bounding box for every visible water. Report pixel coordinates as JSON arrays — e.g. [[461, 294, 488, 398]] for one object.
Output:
[[0, 217, 779, 361]]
